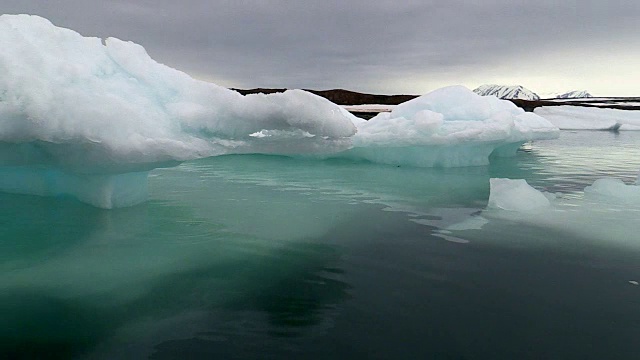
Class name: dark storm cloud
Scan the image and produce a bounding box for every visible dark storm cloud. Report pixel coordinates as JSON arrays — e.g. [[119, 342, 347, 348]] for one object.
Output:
[[2, 0, 640, 93]]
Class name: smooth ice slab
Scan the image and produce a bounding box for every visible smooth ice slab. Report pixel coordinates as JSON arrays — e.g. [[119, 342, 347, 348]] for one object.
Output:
[[534, 106, 640, 131]]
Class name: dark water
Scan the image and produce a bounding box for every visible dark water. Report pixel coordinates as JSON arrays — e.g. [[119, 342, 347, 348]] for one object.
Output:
[[1, 131, 639, 359]]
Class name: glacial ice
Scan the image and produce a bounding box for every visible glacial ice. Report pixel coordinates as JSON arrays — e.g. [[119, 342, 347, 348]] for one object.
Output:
[[584, 178, 640, 204], [471, 177, 640, 249], [488, 178, 552, 211], [0, 14, 355, 207], [0, 14, 559, 208], [488, 177, 640, 213], [340, 86, 559, 167], [534, 106, 640, 131]]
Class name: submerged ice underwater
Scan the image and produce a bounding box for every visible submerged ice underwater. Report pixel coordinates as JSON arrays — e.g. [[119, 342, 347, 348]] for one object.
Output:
[[2, 14, 640, 360]]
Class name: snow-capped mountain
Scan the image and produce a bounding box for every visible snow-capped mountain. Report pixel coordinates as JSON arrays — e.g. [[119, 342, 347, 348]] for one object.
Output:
[[555, 90, 593, 99], [538, 90, 594, 99], [472, 84, 540, 100]]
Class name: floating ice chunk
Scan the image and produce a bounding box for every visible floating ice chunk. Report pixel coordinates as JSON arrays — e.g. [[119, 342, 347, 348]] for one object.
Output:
[[432, 233, 470, 244], [340, 86, 559, 167], [488, 178, 551, 211], [0, 14, 356, 166], [583, 178, 640, 205], [0, 14, 356, 207], [534, 106, 640, 130], [475, 177, 640, 250], [446, 216, 489, 231]]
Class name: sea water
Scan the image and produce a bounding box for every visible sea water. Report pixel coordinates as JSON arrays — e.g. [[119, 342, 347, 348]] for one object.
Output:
[[1, 131, 639, 359]]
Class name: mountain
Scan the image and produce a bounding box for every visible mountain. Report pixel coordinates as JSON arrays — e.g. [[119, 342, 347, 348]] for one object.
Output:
[[539, 90, 593, 99], [555, 90, 593, 99], [473, 84, 540, 100]]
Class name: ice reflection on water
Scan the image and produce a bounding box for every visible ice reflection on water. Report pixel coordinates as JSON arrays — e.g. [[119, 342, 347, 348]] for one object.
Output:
[[1, 131, 639, 359]]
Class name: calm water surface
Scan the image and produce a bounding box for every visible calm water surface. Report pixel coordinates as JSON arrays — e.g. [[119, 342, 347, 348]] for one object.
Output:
[[1, 131, 640, 359]]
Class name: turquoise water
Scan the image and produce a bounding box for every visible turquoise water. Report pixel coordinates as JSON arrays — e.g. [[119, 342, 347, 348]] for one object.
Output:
[[1, 131, 640, 359]]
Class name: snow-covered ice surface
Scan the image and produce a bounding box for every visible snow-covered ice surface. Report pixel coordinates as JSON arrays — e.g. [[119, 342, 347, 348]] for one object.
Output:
[[534, 106, 640, 130], [0, 15, 357, 165], [0, 15, 559, 207], [340, 86, 559, 167], [0, 14, 356, 207]]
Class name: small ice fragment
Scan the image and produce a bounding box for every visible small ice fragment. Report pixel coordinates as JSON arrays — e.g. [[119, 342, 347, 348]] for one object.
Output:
[[446, 216, 489, 231], [488, 178, 551, 211], [433, 233, 470, 244], [584, 178, 640, 204]]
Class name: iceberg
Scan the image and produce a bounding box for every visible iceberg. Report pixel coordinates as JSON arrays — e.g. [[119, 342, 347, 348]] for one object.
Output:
[[487, 177, 640, 215], [340, 86, 559, 167], [0, 14, 559, 208], [583, 178, 640, 204], [469, 177, 640, 249], [534, 106, 640, 131], [0, 14, 355, 207]]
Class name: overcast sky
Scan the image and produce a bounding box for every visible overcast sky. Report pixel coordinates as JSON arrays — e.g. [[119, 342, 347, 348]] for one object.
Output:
[[3, 0, 640, 96]]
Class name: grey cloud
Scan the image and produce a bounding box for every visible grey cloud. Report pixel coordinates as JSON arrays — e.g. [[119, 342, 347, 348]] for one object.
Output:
[[2, 0, 640, 93]]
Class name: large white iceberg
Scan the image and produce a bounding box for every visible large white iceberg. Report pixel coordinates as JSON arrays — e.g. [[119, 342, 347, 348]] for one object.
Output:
[[340, 86, 559, 167], [0, 14, 355, 207], [0, 14, 559, 208]]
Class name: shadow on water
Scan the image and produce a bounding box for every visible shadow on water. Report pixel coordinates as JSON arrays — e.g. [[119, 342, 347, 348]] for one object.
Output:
[[0, 194, 105, 269], [145, 241, 351, 360], [0, 291, 109, 359], [0, 192, 352, 359]]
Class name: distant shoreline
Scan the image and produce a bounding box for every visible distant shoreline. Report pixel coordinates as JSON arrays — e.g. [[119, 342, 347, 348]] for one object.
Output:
[[233, 88, 640, 116]]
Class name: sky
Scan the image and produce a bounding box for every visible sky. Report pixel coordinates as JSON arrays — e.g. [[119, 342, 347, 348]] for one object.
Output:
[[3, 0, 640, 96]]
